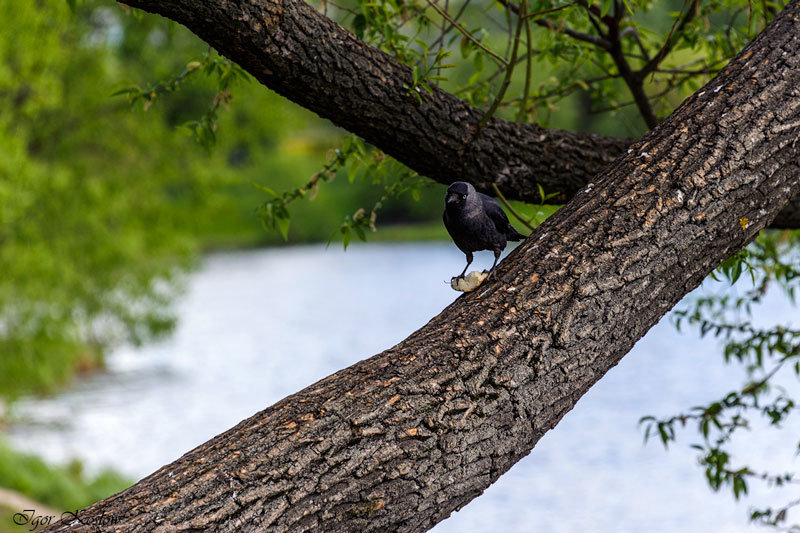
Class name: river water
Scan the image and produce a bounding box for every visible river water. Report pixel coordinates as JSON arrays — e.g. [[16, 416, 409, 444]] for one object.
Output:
[[8, 243, 799, 532]]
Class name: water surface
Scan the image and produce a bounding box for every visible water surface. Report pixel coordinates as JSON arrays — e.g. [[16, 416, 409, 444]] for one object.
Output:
[[9, 243, 799, 532]]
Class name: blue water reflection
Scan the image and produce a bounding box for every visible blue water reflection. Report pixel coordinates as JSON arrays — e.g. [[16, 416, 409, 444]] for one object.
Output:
[[8, 243, 799, 532]]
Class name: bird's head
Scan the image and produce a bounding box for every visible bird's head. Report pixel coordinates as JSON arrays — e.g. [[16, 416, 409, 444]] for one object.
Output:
[[445, 181, 475, 209]]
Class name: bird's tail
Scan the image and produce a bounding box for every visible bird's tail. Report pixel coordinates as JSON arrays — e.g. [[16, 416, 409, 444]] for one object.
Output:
[[507, 227, 527, 241]]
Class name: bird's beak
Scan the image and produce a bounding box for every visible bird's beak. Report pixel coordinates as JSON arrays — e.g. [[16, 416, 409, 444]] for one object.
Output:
[[446, 193, 459, 205]]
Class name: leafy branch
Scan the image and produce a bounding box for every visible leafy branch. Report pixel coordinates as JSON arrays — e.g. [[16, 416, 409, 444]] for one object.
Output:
[[257, 141, 360, 240], [113, 50, 250, 151], [257, 135, 428, 246], [641, 230, 800, 527], [333, 161, 427, 249], [403, 46, 456, 101]]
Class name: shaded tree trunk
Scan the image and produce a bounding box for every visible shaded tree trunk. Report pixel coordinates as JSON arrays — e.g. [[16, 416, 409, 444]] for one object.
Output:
[[124, 0, 798, 225], [48, 1, 800, 532], [117, 0, 628, 204]]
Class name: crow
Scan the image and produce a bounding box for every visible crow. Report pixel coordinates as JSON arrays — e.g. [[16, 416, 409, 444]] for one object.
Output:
[[443, 181, 527, 280]]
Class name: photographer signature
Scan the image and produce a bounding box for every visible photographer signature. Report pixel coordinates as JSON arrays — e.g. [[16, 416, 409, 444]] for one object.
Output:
[[13, 508, 120, 531]]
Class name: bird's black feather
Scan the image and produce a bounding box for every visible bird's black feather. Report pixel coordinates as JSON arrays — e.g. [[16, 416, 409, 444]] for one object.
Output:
[[443, 181, 527, 279], [478, 192, 526, 241]]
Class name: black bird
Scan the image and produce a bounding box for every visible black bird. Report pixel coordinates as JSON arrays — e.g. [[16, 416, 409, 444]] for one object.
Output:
[[443, 181, 526, 280]]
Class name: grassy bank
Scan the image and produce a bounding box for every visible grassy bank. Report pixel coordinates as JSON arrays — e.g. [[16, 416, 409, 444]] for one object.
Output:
[[0, 440, 131, 531]]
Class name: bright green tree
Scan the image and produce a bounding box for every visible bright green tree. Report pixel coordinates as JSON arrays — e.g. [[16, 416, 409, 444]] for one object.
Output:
[[0, 1, 233, 398], [0, 0, 441, 400]]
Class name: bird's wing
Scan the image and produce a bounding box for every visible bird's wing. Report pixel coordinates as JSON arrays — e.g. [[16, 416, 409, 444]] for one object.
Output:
[[479, 193, 512, 232], [479, 192, 527, 241], [443, 209, 459, 242]]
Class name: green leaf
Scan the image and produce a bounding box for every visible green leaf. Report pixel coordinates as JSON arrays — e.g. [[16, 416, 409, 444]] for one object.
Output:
[[251, 182, 277, 197], [276, 216, 290, 240], [353, 14, 367, 39], [342, 227, 351, 249], [270, 205, 289, 240], [111, 85, 142, 98], [460, 36, 472, 58], [355, 225, 366, 242], [348, 159, 361, 183], [473, 52, 484, 72]]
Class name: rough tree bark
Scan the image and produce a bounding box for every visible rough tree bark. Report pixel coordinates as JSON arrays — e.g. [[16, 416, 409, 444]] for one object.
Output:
[[120, 0, 799, 225], [47, 1, 800, 531], [117, 0, 627, 204]]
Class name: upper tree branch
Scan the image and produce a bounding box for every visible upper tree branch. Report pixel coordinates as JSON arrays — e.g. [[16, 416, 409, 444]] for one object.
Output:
[[118, 0, 627, 206], [118, 0, 800, 227]]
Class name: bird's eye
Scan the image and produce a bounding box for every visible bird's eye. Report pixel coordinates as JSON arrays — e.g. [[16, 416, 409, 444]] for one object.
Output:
[[462, 194, 467, 200]]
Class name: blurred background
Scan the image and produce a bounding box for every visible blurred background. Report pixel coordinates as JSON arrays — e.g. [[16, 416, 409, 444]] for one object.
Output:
[[0, 0, 797, 531]]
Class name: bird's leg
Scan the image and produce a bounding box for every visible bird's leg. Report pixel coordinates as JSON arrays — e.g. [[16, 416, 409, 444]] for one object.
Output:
[[458, 252, 473, 279], [486, 250, 501, 280]]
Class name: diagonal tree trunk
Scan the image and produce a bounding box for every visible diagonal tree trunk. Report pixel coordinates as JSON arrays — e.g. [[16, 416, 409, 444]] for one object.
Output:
[[47, 1, 800, 531], [121, 0, 799, 226]]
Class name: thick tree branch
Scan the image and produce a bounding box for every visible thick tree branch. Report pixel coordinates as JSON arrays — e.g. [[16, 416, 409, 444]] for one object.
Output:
[[121, 0, 799, 227], [48, 2, 800, 531], [117, 0, 628, 205]]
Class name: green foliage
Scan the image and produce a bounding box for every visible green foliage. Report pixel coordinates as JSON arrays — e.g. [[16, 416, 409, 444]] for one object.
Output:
[[318, 0, 776, 132], [253, 134, 439, 248], [113, 51, 250, 151], [405, 47, 455, 101], [0, 440, 131, 512], [252, 0, 780, 254], [257, 144, 353, 241], [642, 230, 800, 527], [0, 0, 455, 400], [0, 2, 188, 395]]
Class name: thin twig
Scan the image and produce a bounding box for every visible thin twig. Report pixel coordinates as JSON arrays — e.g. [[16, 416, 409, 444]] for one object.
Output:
[[503, 0, 514, 62], [425, 0, 508, 66], [322, 0, 358, 15], [603, 3, 658, 128], [453, 45, 542, 94], [574, 0, 607, 38], [639, 0, 700, 77], [533, 17, 610, 48], [589, 71, 695, 114], [479, 1, 525, 125], [495, 0, 603, 46], [590, 57, 616, 78], [524, 4, 571, 20], [492, 184, 535, 231], [429, 0, 472, 54], [517, 0, 533, 123], [621, 26, 650, 60]]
